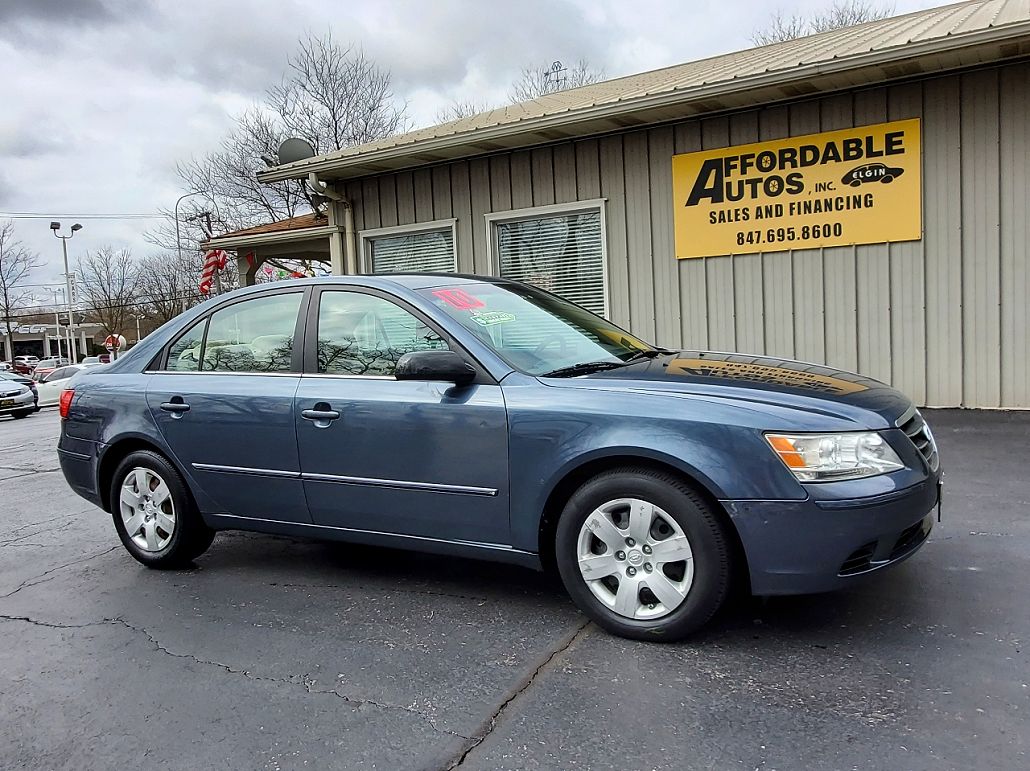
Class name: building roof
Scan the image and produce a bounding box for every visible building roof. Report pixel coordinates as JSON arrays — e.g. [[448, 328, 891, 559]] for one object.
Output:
[[201, 212, 335, 250], [258, 0, 1030, 184]]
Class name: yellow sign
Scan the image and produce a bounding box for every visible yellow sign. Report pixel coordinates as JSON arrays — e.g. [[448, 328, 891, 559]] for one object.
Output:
[[672, 118, 921, 258]]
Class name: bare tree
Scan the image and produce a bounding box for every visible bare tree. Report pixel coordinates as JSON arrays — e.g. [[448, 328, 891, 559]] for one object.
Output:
[[136, 251, 207, 326], [156, 30, 406, 254], [435, 99, 493, 123], [752, 1, 894, 45], [0, 221, 42, 361], [75, 247, 142, 340], [509, 59, 605, 103]]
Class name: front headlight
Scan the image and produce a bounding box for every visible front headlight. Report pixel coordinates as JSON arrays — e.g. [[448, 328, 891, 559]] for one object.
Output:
[[764, 431, 904, 482]]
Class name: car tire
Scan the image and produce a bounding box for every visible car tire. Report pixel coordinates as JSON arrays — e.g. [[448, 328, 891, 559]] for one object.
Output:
[[109, 450, 216, 569], [555, 467, 733, 642], [12, 409, 31, 419]]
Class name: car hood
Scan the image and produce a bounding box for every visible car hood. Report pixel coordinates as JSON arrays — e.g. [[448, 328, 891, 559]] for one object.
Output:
[[541, 351, 911, 428]]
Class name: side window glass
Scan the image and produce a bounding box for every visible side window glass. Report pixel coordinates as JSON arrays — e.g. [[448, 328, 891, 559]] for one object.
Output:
[[317, 292, 448, 376], [200, 293, 302, 373], [166, 318, 206, 371]]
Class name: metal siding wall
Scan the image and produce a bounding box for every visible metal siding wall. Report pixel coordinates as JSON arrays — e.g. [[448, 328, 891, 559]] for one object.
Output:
[[623, 131, 657, 341], [450, 161, 475, 273], [853, 89, 893, 386], [396, 172, 416, 226], [960, 69, 1002, 408], [820, 93, 859, 373], [887, 82, 927, 405], [1000, 65, 1030, 408], [921, 77, 963, 405], [342, 62, 1027, 407], [648, 126, 680, 348], [469, 158, 492, 275], [599, 136, 631, 328]]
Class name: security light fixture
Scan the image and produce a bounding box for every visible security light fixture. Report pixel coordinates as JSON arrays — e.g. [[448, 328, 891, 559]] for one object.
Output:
[[71, 223, 82, 232], [50, 221, 60, 230]]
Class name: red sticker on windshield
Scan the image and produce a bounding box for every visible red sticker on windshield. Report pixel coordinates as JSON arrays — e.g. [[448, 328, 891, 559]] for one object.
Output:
[[433, 288, 485, 310]]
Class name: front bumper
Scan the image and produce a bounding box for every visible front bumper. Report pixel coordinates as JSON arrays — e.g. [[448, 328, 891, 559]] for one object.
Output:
[[723, 475, 939, 595], [0, 389, 35, 414]]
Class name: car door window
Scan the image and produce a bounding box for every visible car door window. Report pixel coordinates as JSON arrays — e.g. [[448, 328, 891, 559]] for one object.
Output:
[[45, 367, 70, 382], [200, 293, 303, 373], [316, 292, 448, 376], [166, 318, 207, 371]]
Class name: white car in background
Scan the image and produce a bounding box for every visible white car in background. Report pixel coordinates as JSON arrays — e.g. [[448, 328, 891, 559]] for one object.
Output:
[[35, 363, 104, 407]]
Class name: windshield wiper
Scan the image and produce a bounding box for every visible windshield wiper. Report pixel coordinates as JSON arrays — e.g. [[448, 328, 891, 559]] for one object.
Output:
[[620, 349, 667, 364], [540, 361, 626, 378]]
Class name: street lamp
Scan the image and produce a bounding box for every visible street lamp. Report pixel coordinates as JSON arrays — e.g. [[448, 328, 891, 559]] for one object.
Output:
[[175, 191, 205, 261], [50, 222, 82, 363], [135, 314, 143, 343]]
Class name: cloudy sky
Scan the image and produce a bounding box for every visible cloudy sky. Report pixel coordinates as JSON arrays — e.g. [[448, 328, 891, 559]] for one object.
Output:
[[1, 0, 948, 291]]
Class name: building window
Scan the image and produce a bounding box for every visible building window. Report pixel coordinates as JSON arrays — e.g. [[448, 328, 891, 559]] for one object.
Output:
[[488, 200, 607, 317], [361, 220, 457, 275]]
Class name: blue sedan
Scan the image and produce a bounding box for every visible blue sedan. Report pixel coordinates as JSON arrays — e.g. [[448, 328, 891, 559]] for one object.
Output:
[[57, 275, 941, 641]]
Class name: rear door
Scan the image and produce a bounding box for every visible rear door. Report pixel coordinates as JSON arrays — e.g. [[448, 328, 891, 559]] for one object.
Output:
[[294, 287, 510, 545], [146, 288, 310, 524]]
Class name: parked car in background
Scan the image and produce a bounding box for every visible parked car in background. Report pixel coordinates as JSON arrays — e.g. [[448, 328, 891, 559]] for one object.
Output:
[[12, 355, 39, 374], [32, 357, 71, 382], [36, 364, 93, 407], [0, 379, 35, 419], [0, 371, 39, 410], [81, 356, 103, 365], [0, 361, 11, 371]]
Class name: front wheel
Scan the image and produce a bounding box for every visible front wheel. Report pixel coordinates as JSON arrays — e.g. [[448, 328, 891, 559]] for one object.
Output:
[[11, 409, 32, 419], [110, 450, 215, 569], [555, 468, 733, 641]]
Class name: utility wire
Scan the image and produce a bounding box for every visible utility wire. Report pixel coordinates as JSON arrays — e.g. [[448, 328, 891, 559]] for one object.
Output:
[[0, 212, 165, 220]]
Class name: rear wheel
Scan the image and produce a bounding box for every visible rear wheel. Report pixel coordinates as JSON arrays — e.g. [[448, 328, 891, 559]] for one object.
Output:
[[555, 467, 733, 641], [11, 409, 31, 419], [110, 450, 215, 569]]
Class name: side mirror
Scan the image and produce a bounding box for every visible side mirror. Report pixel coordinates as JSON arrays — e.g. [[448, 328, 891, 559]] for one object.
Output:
[[395, 350, 476, 385]]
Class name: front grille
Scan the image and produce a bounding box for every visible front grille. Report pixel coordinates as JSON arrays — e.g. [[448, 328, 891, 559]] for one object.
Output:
[[898, 409, 939, 472], [1, 389, 21, 398], [839, 542, 877, 575]]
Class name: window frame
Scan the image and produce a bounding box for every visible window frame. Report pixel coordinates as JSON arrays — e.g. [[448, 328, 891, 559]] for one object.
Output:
[[359, 219, 458, 275], [484, 199, 610, 318], [302, 285, 495, 384], [154, 286, 311, 375]]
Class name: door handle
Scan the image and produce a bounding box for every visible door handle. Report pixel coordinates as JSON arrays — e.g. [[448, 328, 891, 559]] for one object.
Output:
[[301, 409, 341, 421], [160, 401, 191, 413]]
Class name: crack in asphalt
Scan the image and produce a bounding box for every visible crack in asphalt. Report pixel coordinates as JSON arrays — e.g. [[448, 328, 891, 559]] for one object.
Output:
[[443, 619, 592, 770], [0, 545, 121, 598], [0, 612, 469, 740]]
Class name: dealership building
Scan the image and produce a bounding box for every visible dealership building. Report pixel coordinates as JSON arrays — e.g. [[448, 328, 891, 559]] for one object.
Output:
[[206, 0, 1029, 409]]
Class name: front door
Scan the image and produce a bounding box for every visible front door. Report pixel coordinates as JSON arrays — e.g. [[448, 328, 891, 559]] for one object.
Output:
[[146, 289, 310, 524], [295, 288, 510, 545]]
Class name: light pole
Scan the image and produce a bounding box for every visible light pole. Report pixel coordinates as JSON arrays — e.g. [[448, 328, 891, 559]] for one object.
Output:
[[135, 314, 143, 344], [50, 222, 82, 363], [50, 288, 63, 358], [175, 191, 205, 261]]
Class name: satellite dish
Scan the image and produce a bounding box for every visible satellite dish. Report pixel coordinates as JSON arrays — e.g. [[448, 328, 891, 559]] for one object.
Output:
[[277, 138, 316, 166]]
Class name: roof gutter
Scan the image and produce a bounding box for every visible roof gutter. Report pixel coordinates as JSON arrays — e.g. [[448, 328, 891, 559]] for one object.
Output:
[[201, 224, 340, 250], [257, 21, 1030, 183]]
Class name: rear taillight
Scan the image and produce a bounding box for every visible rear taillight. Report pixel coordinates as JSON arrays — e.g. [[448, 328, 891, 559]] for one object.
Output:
[[59, 389, 75, 419]]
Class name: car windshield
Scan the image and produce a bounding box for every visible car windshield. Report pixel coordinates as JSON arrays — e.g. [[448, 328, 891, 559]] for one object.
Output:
[[418, 282, 653, 376]]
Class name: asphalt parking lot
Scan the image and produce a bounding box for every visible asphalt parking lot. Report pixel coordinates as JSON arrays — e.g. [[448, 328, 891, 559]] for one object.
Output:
[[0, 408, 1027, 770]]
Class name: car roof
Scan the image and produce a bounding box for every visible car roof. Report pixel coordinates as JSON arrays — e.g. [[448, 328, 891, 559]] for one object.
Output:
[[297, 273, 516, 291]]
